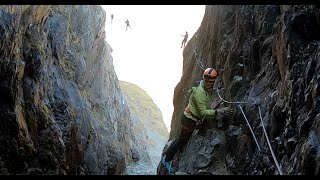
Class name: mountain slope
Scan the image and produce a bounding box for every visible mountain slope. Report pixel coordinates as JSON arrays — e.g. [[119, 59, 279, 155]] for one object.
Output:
[[119, 80, 169, 174]]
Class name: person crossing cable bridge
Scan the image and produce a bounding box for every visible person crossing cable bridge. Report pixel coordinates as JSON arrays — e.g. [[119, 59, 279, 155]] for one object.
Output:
[[125, 19, 131, 31], [161, 67, 234, 170], [181, 31, 188, 48]]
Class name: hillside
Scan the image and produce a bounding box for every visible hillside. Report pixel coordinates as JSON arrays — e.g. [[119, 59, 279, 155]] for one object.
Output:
[[119, 80, 169, 174]]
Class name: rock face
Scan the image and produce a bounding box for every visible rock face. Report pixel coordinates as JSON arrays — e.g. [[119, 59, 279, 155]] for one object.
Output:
[[158, 5, 320, 175], [0, 5, 149, 175], [119, 80, 169, 174]]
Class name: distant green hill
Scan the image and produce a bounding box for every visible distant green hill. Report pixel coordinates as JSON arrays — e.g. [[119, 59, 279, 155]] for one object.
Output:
[[119, 81, 169, 139]]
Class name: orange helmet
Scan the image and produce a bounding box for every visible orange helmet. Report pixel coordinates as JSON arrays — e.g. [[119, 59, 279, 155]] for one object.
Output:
[[203, 68, 217, 81]]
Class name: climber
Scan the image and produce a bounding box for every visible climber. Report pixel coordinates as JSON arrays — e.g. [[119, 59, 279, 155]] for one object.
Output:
[[125, 19, 131, 31], [161, 67, 233, 169], [111, 14, 114, 23], [181, 31, 188, 48]]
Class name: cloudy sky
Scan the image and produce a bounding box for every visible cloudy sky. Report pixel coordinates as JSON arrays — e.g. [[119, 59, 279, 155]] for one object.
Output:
[[101, 5, 205, 131]]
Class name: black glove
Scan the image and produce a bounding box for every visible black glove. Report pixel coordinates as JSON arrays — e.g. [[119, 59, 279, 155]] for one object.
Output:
[[216, 107, 233, 116]]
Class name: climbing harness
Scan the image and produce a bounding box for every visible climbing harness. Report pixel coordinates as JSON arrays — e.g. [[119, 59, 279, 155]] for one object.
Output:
[[196, 117, 205, 126]]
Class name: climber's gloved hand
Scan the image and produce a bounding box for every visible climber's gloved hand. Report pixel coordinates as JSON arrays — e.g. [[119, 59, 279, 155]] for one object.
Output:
[[216, 107, 233, 116]]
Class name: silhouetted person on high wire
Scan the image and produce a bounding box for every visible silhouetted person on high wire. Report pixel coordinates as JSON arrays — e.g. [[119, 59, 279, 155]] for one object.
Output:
[[111, 14, 114, 23], [125, 19, 131, 31], [181, 31, 188, 48]]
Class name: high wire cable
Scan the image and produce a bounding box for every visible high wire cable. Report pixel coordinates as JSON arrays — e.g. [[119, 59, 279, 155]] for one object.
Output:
[[215, 88, 283, 175], [258, 106, 283, 175], [193, 34, 206, 70]]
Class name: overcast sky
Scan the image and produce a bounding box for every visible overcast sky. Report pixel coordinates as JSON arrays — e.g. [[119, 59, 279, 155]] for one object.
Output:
[[101, 5, 205, 131]]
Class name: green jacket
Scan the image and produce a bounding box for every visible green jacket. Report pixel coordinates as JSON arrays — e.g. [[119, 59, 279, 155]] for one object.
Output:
[[184, 80, 217, 121]]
